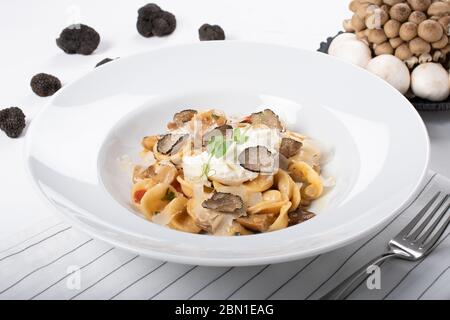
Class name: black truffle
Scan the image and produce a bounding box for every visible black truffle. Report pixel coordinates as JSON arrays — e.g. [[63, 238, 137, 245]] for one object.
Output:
[[95, 58, 114, 68], [0, 107, 26, 138], [30, 73, 62, 97], [137, 4, 176, 37], [199, 24, 225, 41], [56, 24, 100, 55]]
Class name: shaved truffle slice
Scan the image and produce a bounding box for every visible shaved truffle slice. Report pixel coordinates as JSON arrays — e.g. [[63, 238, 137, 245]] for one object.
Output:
[[202, 192, 244, 213], [280, 138, 303, 158], [173, 109, 197, 124], [237, 214, 277, 232], [238, 146, 276, 173], [288, 209, 316, 226], [157, 134, 188, 155], [202, 124, 232, 146], [249, 109, 283, 131]]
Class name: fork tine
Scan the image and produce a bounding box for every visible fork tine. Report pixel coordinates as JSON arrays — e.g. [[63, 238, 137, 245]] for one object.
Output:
[[400, 192, 441, 239], [409, 195, 449, 241], [419, 201, 450, 249]]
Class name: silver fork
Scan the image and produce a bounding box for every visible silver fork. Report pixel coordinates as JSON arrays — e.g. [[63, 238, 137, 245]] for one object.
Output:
[[320, 192, 450, 300]]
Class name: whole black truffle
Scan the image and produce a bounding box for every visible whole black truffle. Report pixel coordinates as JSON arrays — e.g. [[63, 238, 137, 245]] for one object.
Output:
[[30, 73, 62, 97], [137, 4, 176, 37], [199, 24, 225, 41], [56, 24, 100, 55], [95, 58, 114, 68], [0, 107, 26, 138]]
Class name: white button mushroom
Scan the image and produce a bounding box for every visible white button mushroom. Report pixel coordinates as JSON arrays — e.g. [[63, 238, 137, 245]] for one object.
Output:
[[328, 33, 358, 52], [411, 63, 450, 101], [366, 54, 411, 94], [328, 33, 372, 68]]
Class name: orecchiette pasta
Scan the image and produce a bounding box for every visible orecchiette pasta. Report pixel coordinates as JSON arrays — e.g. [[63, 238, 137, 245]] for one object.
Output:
[[269, 201, 291, 232], [290, 181, 301, 212], [289, 160, 324, 200], [248, 199, 289, 215], [274, 169, 301, 212], [177, 176, 194, 198], [169, 211, 202, 233], [140, 183, 178, 219], [131, 179, 156, 205], [275, 170, 293, 200], [152, 196, 188, 226], [129, 108, 329, 236], [244, 174, 274, 192]]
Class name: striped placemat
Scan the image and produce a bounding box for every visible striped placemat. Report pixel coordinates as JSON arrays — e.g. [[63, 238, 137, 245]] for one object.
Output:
[[0, 172, 449, 300]]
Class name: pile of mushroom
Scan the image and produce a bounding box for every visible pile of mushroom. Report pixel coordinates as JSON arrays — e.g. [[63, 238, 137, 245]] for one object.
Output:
[[331, 0, 450, 101]]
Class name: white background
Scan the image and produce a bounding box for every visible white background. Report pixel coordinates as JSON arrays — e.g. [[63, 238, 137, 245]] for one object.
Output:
[[0, 0, 449, 240]]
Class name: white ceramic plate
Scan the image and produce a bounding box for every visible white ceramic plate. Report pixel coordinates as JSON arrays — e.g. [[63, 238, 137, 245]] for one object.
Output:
[[24, 42, 429, 266]]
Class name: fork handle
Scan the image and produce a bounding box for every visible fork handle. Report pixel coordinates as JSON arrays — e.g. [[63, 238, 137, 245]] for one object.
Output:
[[320, 252, 397, 300]]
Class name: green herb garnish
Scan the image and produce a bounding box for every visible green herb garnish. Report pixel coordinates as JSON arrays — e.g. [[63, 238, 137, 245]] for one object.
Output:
[[197, 128, 250, 180], [207, 135, 231, 159], [161, 189, 176, 201], [232, 128, 250, 144]]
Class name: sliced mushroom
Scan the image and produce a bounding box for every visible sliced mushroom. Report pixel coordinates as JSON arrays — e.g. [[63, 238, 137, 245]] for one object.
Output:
[[173, 109, 197, 124], [236, 214, 277, 232], [249, 109, 284, 131], [278, 154, 291, 171], [279, 138, 303, 158], [201, 192, 244, 214], [202, 124, 232, 147], [288, 209, 316, 226], [238, 146, 276, 173], [157, 134, 189, 155]]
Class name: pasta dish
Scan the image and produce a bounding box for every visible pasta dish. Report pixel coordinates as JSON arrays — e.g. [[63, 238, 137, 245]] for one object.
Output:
[[130, 108, 328, 236]]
